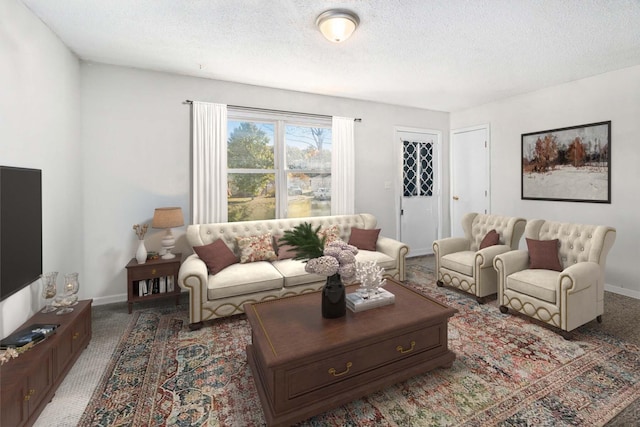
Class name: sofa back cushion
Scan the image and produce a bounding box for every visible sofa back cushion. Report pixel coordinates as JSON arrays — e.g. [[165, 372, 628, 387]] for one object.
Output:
[[186, 214, 377, 257], [524, 219, 616, 271], [462, 213, 526, 252]]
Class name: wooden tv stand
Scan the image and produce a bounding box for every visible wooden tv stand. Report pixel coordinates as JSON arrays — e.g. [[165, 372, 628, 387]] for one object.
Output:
[[0, 300, 92, 427]]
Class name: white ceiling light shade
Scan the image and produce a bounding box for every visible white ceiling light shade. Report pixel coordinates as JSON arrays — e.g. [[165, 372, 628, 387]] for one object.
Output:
[[316, 9, 360, 43]]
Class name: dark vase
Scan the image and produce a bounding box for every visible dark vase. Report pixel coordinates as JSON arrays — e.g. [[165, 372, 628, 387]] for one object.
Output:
[[322, 273, 346, 319]]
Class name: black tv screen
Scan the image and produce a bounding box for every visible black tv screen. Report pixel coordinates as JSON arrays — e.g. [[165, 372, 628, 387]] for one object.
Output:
[[0, 166, 43, 301]]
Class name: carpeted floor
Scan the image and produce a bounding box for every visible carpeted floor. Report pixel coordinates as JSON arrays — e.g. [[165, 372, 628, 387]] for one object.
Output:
[[34, 256, 640, 426]]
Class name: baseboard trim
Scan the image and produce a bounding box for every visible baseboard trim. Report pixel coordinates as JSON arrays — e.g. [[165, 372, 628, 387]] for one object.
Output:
[[92, 294, 127, 306], [605, 284, 640, 300]]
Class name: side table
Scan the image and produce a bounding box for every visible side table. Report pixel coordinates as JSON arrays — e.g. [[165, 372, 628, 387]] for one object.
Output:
[[125, 253, 182, 313]]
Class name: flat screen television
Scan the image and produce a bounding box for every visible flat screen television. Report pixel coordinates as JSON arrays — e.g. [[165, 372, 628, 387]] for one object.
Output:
[[0, 166, 43, 301]]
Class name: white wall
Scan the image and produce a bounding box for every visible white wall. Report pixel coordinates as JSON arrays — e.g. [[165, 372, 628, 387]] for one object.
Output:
[[0, 0, 82, 338], [81, 63, 450, 304], [451, 65, 640, 297]]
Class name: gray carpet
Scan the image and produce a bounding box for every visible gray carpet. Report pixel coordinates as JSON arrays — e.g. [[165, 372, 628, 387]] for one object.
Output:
[[34, 256, 640, 426]]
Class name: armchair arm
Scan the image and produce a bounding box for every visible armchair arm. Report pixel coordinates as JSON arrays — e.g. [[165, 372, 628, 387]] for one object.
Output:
[[493, 250, 529, 277], [178, 254, 208, 324], [475, 244, 511, 268], [432, 237, 470, 258], [559, 261, 600, 294], [376, 236, 410, 281]]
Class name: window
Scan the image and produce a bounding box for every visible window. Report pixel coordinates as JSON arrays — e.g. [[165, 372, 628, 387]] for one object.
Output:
[[227, 110, 332, 222], [403, 140, 434, 197]]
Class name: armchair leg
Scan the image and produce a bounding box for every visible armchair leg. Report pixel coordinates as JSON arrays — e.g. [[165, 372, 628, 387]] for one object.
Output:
[[188, 321, 203, 331], [499, 305, 509, 314], [436, 280, 444, 287], [559, 330, 574, 340], [597, 315, 603, 323]]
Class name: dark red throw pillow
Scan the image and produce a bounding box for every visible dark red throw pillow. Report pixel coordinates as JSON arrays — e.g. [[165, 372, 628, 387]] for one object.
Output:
[[526, 238, 563, 271], [348, 228, 381, 251], [193, 239, 238, 275], [479, 229, 499, 249]]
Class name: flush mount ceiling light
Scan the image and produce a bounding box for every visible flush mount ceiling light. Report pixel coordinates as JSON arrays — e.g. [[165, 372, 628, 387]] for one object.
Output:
[[316, 9, 360, 43]]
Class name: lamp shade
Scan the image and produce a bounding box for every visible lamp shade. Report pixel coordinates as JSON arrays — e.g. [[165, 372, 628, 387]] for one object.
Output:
[[152, 207, 184, 229], [316, 9, 359, 43]]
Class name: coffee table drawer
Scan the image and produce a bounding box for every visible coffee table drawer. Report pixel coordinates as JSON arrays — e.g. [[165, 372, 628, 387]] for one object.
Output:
[[286, 324, 444, 399]]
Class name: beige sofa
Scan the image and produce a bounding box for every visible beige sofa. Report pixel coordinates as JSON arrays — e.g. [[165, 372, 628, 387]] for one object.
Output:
[[178, 213, 409, 329], [494, 219, 616, 335]]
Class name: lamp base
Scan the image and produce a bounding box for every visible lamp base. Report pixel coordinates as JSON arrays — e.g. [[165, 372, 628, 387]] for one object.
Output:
[[160, 229, 176, 260]]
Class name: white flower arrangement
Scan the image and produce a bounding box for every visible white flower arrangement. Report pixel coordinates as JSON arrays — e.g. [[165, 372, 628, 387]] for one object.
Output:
[[278, 222, 359, 282], [304, 240, 359, 282]]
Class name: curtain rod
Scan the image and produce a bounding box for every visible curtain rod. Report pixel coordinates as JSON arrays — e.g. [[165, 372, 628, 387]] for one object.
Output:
[[184, 100, 361, 122]]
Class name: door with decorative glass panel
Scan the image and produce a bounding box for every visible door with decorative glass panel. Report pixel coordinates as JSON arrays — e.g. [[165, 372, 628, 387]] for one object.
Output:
[[398, 128, 441, 256]]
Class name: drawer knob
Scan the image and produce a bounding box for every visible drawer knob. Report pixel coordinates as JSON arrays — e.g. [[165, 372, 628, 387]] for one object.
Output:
[[151, 269, 157, 275], [328, 361, 352, 377], [396, 340, 416, 354], [73, 332, 80, 340]]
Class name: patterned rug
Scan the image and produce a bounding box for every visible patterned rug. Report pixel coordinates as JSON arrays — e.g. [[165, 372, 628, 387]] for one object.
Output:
[[79, 265, 640, 426]]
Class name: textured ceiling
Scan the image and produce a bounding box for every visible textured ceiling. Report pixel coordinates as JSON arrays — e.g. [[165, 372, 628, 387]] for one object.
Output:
[[20, 0, 640, 112]]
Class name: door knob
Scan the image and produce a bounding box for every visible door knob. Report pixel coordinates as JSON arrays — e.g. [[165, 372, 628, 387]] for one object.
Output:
[[453, 196, 459, 200]]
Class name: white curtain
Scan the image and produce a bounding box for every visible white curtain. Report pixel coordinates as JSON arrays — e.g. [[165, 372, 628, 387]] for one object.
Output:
[[192, 102, 227, 224], [331, 116, 355, 215]]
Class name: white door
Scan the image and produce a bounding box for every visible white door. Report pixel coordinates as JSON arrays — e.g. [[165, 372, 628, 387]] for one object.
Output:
[[450, 125, 490, 237], [397, 128, 441, 257]]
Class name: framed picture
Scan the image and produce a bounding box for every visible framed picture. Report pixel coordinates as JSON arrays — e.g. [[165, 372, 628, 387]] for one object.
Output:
[[521, 121, 611, 203]]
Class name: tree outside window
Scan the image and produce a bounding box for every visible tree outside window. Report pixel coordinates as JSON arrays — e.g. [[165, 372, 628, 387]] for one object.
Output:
[[227, 114, 331, 222]]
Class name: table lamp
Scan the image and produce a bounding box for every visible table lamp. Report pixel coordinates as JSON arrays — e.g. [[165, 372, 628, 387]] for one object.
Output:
[[152, 207, 184, 259]]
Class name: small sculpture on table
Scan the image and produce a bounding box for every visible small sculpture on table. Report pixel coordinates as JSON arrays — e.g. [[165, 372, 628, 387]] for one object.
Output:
[[355, 261, 387, 299]]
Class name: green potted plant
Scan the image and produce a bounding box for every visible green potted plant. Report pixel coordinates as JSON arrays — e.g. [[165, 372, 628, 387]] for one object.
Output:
[[279, 223, 358, 318]]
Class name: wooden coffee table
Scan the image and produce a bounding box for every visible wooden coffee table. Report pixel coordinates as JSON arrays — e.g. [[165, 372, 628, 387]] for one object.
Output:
[[244, 278, 458, 426]]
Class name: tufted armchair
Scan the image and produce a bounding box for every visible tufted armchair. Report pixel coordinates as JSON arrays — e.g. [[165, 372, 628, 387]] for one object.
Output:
[[493, 220, 616, 335], [433, 213, 526, 303]]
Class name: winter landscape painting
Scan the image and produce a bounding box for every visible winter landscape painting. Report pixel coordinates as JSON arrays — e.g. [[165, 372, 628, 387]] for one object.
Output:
[[521, 121, 611, 203]]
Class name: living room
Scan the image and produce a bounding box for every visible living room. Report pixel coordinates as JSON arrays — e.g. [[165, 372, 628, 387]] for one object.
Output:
[[2, 0, 640, 425]]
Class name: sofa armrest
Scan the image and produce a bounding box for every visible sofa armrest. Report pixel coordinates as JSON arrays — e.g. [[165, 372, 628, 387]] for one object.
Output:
[[475, 244, 511, 268], [376, 236, 409, 281], [493, 250, 529, 277], [560, 261, 601, 294], [493, 250, 528, 305], [432, 237, 470, 258], [178, 254, 208, 324]]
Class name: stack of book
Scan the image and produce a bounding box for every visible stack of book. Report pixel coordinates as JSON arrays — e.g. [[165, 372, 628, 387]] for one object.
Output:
[[137, 276, 175, 296], [346, 288, 395, 312]]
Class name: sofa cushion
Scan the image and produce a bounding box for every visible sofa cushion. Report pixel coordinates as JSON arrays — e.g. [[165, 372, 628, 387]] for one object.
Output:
[[207, 262, 283, 300], [193, 239, 239, 275], [441, 251, 475, 276], [318, 225, 341, 245], [526, 238, 562, 271], [273, 236, 298, 260], [506, 269, 559, 304], [271, 259, 326, 287], [479, 229, 499, 249], [354, 250, 395, 270], [348, 227, 380, 251], [237, 233, 277, 263]]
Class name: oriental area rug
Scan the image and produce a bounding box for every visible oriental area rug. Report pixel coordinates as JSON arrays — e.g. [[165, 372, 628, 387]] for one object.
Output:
[[79, 266, 640, 426]]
